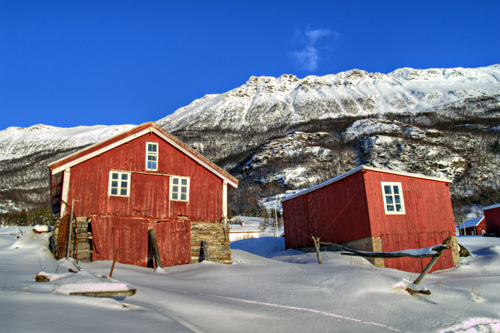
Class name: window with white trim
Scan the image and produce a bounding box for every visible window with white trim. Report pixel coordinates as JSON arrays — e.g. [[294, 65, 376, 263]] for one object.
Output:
[[170, 176, 189, 202], [146, 142, 158, 171], [381, 182, 405, 214], [109, 171, 131, 197]]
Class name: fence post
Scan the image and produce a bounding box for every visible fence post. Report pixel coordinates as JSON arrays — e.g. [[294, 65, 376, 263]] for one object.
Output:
[[312, 236, 323, 264]]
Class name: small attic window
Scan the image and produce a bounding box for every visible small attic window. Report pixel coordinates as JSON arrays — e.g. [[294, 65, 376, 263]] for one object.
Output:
[[381, 182, 405, 214], [146, 142, 158, 171]]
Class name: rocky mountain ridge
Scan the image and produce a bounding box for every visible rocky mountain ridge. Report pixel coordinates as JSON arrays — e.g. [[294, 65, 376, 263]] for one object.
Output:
[[158, 65, 499, 133]]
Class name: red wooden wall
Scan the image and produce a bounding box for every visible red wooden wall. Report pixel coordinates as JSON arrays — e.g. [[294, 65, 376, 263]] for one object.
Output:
[[283, 171, 371, 249], [90, 216, 190, 267], [363, 170, 455, 272], [484, 205, 500, 237], [62, 131, 224, 267]]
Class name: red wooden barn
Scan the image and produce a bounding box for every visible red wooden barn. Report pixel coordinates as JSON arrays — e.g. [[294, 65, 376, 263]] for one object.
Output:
[[458, 217, 486, 236], [483, 204, 500, 237], [282, 166, 460, 273], [48, 122, 238, 267]]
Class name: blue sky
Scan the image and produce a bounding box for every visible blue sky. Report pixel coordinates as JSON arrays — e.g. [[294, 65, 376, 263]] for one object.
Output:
[[1, 0, 499, 130]]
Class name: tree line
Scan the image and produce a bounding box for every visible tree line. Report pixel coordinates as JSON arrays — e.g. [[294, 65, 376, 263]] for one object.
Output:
[[0, 208, 58, 226]]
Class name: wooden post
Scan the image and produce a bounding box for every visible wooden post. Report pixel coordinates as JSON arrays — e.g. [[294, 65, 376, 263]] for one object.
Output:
[[312, 236, 323, 264], [109, 250, 118, 277], [201, 240, 210, 261], [413, 236, 452, 285], [66, 199, 75, 260], [148, 229, 163, 269], [74, 221, 79, 264]]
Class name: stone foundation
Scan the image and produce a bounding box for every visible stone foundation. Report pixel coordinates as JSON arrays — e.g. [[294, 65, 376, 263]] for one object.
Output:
[[50, 216, 93, 262], [191, 222, 232, 264]]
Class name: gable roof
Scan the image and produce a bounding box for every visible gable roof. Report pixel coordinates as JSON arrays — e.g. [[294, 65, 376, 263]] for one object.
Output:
[[282, 165, 451, 202], [459, 216, 485, 229], [48, 122, 238, 188]]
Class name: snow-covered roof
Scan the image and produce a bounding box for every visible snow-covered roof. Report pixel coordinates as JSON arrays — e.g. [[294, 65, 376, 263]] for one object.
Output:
[[483, 203, 500, 211], [459, 216, 485, 229], [282, 165, 451, 202]]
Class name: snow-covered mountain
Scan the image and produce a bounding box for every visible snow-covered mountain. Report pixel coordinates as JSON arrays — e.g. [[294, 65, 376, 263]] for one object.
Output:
[[0, 65, 499, 221], [158, 65, 500, 132]]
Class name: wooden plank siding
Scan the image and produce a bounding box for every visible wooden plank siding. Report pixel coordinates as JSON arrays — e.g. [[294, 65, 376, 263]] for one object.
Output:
[[91, 216, 191, 267], [362, 170, 456, 272], [283, 171, 371, 249]]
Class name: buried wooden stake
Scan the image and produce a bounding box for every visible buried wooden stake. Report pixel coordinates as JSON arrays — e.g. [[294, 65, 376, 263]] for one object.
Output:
[[109, 250, 118, 278], [312, 236, 323, 264]]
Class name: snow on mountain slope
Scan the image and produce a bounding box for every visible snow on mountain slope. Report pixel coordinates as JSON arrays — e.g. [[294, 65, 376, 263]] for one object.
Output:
[[0, 124, 134, 162], [158, 65, 500, 132], [0, 124, 134, 212]]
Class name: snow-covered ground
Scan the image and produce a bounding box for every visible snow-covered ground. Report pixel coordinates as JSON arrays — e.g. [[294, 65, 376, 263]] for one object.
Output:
[[1, 222, 499, 332]]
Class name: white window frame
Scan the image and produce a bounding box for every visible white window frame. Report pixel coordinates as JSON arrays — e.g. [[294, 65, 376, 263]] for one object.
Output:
[[146, 142, 158, 171], [109, 171, 131, 197], [381, 182, 405, 215], [170, 176, 190, 202]]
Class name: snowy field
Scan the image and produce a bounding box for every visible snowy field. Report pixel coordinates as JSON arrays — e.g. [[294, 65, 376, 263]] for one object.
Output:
[[1, 220, 499, 333]]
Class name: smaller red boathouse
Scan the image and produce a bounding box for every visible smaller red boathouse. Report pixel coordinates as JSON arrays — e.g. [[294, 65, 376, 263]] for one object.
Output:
[[282, 166, 460, 273]]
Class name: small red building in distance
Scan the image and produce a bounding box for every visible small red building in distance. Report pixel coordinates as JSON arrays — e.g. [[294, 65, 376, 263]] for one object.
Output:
[[282, 166, 460, 273], [483, 204, 500, 237], [48, 122, 238, 267], [458, 217, 486, 236]]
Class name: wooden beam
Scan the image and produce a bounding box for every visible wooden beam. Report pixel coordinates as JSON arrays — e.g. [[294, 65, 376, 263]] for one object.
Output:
[[70, 289, 136, 297], [413, 236, 452, 285], [148, 229, 163, 268], [340, 245, 449, 259]]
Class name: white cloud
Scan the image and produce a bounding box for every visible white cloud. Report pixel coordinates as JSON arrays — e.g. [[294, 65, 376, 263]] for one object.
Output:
[[289, 28, 340, 71], [289, 46, 319, 72]]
